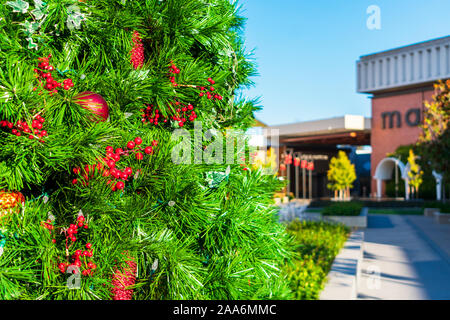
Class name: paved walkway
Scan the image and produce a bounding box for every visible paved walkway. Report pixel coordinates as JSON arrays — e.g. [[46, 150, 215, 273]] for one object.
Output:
[[357, 214, 450, 300]]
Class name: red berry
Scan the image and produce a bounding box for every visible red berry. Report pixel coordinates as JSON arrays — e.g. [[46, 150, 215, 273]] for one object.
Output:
[[52, 239, 56, 244], [86, 243, 92, 249], [144, 146, 153, 154], [116, 181, 125, 190], [112, 154, 120, 162], [72, 179, 78, 185], [152, 140, 158, 146], [135, 152, 144, 160], [178, 122, 184, 127], [124, 167, 133, 175], [127, 141, 135, 149], [113, 170, 121, 179], [105, 146, 114, 153], [107, 160, 116, 169], [134, 137, 143, 145], [115, 148, 123, 155]]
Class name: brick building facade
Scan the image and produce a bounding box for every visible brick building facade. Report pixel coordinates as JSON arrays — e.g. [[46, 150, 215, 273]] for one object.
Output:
[[357, 36, 450, 197]]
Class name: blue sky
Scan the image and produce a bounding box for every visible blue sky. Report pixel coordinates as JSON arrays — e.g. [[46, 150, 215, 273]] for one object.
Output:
[[240, 0, 450, 126]]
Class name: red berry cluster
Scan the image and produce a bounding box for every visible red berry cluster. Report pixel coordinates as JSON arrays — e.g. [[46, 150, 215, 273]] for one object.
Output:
[[57, 216, 96, 277], [0, 114, 48, 141], [33, 54, 74, 96], [72, 137, 158, 192], [42, 214, 96, 277], [198, 77, 223, 100], [42, 218, 56, 243], [112, 257, 137, 300], [131, 31, 144, 69], [141, 102, 198, 128], [65, 215, 89, 243], [141, 104, 168, 126], [168, 62, 180, 86], [172, 102, 197, 127]]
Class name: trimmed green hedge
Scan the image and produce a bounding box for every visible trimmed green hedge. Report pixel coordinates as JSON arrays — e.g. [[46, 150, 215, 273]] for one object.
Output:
[[284, 220, 349, 300], [309, 199, 425, 208], [321, 202, 363, 216], [423, 201, 450, 213]]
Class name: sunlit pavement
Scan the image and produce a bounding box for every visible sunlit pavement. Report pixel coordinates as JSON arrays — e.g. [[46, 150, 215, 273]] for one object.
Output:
[[358, 214, 450, 300]]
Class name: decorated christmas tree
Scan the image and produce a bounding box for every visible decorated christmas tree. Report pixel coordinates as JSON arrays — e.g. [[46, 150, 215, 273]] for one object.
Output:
[[0, 0, 293, 300]]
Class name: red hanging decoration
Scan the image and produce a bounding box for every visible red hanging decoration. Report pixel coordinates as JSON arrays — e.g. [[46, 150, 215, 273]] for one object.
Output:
[[130, 31, 144, 69], [301, 160, 307, 169], [293, 158, 300, 167], [285, 154, 293, 165], [307, 162, 314, 171], [111, 257, 137, 300]]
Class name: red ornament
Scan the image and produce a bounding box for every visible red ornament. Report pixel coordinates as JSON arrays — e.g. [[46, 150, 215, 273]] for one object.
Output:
[[127, 141, 135, 149], [73, 92, 109, 122]]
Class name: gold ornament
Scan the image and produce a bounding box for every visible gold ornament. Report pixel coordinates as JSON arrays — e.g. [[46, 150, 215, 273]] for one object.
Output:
[[0, 190, 25, 221]]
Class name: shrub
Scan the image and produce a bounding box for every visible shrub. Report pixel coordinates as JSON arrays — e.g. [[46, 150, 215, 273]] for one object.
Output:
[[283, 220, 349, 300], [423, 201, 450, 213], [321, 201, 363, 216]]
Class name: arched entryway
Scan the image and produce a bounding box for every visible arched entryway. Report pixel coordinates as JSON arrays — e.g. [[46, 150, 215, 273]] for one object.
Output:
[[374, 157, 410, 199]]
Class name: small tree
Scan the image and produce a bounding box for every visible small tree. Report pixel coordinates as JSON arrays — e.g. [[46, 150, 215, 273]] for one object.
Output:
[[327, 151, 357, 200], [419, 80, 450, 183], [407, 149, 423, 199]]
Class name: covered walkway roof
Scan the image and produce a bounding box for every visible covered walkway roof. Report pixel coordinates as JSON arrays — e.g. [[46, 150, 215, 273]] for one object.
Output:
[[270, 115, 371, 146]]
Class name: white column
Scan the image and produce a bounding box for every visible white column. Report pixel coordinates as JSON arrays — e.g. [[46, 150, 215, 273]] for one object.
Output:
[[404, 179, 410, 200], [433, 171, 443, 201], [376, 179, 382, 198]]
